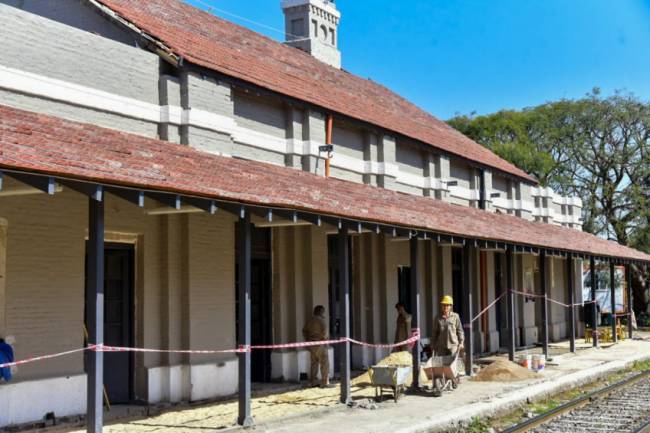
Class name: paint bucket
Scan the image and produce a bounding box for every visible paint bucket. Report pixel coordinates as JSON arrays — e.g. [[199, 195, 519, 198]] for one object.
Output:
[[533, 354, 546, 371], [517, 354, 532, 369]]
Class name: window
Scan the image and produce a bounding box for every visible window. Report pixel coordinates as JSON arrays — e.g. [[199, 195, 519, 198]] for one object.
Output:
[[330, 28, 336, 45]]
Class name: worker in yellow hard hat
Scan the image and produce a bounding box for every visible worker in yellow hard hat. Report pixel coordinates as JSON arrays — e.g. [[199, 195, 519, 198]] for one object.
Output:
[[431, 295, 464, 357]]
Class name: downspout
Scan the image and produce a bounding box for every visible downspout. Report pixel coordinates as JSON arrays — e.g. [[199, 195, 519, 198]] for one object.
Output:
[[325, 114, 334, 178], [478, 169, 485, 210]]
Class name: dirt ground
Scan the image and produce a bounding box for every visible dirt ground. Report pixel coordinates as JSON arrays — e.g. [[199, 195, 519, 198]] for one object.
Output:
[[48, 335, 648, 432], [62, 378, 377, 433], [62, 352, 418, 433]]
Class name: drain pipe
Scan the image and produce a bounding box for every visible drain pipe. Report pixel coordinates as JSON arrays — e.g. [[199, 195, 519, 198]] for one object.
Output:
[[325, 114, 334, 178]]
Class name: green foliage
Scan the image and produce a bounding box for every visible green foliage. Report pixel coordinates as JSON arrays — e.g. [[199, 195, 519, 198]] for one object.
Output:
[[448, 89, 650, 249], [530, 398, 560, 414], [465, 416, 491, 433]]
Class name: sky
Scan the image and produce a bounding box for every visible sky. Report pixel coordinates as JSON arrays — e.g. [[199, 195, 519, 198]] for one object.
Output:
[[186, 0, 650, 120]]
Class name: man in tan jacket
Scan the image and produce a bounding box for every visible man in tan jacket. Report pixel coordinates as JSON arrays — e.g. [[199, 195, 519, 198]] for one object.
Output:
[[302, 305, 331, 387], [393, 302, 412, 352], [431, 295, 464, 356]]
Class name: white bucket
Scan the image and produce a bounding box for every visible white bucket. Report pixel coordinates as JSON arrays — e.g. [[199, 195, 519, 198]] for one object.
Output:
[[533, 354, 546, 371], [517, 354, 532, 370]]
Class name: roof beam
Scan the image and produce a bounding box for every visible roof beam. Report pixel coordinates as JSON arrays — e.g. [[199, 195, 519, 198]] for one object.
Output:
[[7, 172, 56, 195], [219, 202, 247, 219], [105, 186, 145, 207], [146, 191, 181, 209], [183, 196, 218, 215], [58, 179, 103, 201]]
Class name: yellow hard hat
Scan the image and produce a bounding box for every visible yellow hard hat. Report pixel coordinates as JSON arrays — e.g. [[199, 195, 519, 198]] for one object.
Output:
[[441, 295, 454, 305]]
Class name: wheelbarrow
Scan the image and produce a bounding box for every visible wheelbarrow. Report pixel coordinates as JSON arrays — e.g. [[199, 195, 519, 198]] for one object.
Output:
[[423, 350, 461, 397], [369, 364, 412, 402]]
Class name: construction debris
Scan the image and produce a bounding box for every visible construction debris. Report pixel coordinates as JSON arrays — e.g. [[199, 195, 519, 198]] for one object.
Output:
[[471, 358, 538, 382]]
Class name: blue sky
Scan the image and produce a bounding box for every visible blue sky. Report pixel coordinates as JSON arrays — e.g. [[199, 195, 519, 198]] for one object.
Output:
[[186, 0, 650, 119]]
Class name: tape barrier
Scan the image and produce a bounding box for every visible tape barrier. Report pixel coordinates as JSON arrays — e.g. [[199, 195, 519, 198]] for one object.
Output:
[[470, 291, 508, 324], [96, 344, 248, 354], [546, 297, 597, 308], [0, 347, 88, 369], [509, 289, 545, 299], [347, 329, 420, 349], [510, 289, 597, 308], [250, 338, 346, 350], [0, 332, 423, 369]]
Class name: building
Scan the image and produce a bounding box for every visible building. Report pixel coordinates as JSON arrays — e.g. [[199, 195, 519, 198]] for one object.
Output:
[[0, 0, 647, 429]]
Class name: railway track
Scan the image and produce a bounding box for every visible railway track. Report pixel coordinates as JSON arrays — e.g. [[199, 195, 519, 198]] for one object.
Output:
[[502, 370, 650, 433]]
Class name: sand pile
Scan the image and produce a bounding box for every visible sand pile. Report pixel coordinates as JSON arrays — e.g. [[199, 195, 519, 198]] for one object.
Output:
[[471, 358, 538, 382], [352, 351, 428, 386]]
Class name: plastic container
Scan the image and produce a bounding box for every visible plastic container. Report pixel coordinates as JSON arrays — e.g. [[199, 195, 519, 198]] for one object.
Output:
[[532, 354, 546, 371], [517, 354, 532, 370]]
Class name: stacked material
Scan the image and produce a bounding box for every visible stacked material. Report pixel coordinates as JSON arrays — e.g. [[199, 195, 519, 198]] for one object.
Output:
[[472, 358, 538, 382]]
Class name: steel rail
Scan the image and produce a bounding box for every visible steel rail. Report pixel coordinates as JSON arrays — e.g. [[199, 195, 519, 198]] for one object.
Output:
[[501, 369, 650, 433]]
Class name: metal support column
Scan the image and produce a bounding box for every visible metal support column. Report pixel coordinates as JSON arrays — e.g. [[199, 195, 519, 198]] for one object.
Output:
[[610, 261, 617, 343], [237, 213, 253, 427], [462, 243, 474, 376], [338, 226, 351, 404], [506, 247, 515, 361], [409, 236, 421, 387], [540, 251, 549, 358], [627, 264, 633, 339], [86, 198, 104, 433], [567, 253, 576, 353], [590, 257, 598, 347]]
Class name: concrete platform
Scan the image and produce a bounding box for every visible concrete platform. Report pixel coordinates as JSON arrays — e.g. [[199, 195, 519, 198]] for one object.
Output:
[[258, 336, 650, 433]]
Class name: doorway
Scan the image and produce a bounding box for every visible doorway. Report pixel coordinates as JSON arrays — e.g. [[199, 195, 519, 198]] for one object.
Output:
[[327, 234, 353, 373], [85, 243, 135, 404], [397, 266, 411, 314], [494, 252, 508, 349], [235, 225, 272, 383], [451, 248, 464, 315]]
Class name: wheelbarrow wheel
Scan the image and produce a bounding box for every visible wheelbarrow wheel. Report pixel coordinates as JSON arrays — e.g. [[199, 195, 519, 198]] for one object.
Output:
[[433, 377, 444, 396]]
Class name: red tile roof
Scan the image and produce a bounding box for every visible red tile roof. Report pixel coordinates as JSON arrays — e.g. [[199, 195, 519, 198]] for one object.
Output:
[[0, 104, 647, 262], [94, 0, 536, 184]]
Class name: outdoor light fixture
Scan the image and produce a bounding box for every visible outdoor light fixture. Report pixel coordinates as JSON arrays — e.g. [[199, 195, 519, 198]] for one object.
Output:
[[319, 145, 333, 153]]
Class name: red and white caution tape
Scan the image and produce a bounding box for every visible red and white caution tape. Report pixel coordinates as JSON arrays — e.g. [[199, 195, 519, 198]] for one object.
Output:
[[510, 289, 545, 299], [0, 333, 424, 370], [95, 344, 248, 354], [470, 291, 508, 324], [347, 329, 420, 349], [510, 289, 597, 308], [546, 297, 597, 308], [0, 346, 89, 369], [251, 338, 346, 350]]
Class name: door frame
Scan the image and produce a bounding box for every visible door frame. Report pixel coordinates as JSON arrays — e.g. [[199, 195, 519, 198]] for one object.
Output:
[[85, 241, 136, 403]]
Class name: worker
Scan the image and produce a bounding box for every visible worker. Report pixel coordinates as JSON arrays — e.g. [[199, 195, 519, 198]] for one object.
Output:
[[431, 295, 464, 356], [393, 302, 412, 352], [302, 305, 332, 388], [0, 338, 13, 382]]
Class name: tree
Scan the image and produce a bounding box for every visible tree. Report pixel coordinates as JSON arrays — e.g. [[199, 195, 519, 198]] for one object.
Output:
[[449, 89, 650, 311]]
